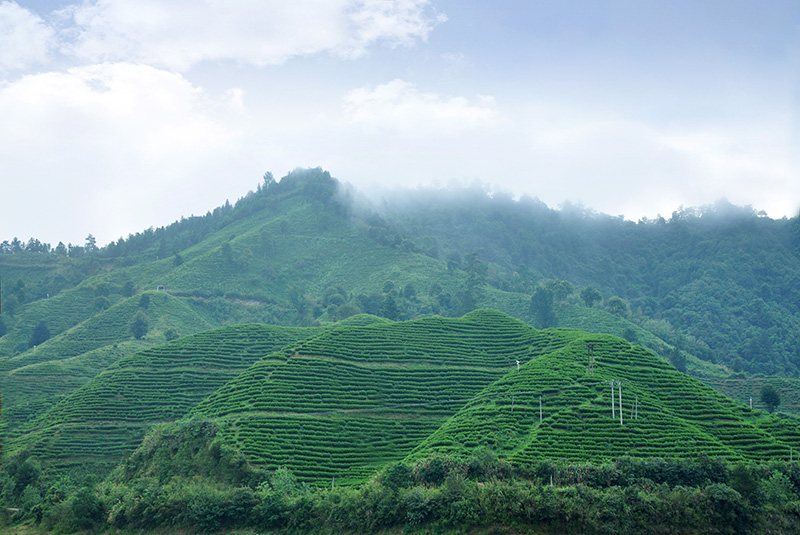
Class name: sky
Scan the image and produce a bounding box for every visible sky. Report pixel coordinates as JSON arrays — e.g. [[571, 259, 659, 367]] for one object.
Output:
[[1, 0, 798, 246]]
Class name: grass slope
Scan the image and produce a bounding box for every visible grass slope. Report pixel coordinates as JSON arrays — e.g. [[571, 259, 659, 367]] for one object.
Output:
[[7, 323, 321, 476], [410, 330, 800, 464], [0, 291, 215, 435], [190, 310, 574, 485]]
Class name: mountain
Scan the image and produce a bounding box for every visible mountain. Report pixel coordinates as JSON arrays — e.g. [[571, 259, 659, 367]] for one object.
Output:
[[2, 168, 800, 467], [3, 168, 799, 382]]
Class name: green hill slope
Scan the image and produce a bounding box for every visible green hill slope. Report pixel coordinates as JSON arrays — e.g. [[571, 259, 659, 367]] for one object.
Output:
[[190, 310, 568, 485], [1, 291, 215, 435], [410, 330, 800, 464], [8, 323, 321, 475]]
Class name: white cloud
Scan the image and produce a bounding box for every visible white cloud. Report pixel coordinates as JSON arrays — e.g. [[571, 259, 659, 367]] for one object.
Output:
[[0, 63, 247, 245], [0, 1, 55, 70], [63, 0, 445, 71], [519, 109, 798, 220], [343, 79, 500, 134]]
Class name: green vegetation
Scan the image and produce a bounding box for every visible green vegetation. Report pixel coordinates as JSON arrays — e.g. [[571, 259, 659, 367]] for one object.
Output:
[[2, 167, 800, 534], [191, 310, 554, 485], [5, 323, 321, 476], [412, 330, 800, 464], [0, 291, 216, 435], [6, 420, 800, 534], [3, 310, 800, 534]]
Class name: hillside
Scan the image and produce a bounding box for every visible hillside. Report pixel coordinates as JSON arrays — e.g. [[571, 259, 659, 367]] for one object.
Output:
[[5, 310, 800, 535], [410, 330, 800, 464], [3, 168, 799, 381], [1, 169, 798, 412], [7, 322, 322, 475], [3, 167, 800, 484], [183, 311, 798, 487], [189, 310, 562, 485], [0, 291, 215, 435]]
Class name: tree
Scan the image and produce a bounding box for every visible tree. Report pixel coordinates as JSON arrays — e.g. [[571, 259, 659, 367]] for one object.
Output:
[[670, 347, 687, 373], [403, 283, 417, 300], [29, 321, 51, 347], [530, 286, 557, 329], [0, 317, 7, 337], [381, 294, 399, 320], [581, 286, 602, 308], [121, 281, 136, 298], [446, 251, 462, 274], [464, 253, 487, 290], [164, 327, 180, 341], [606, 296, 628, 317], [129, 310, 149, 340], [139, 293, 151, 309], [93, 296, 111, 311], [545, 279, 574, 303], [760, 383, 780, 413], [85, 234, 98, 254]]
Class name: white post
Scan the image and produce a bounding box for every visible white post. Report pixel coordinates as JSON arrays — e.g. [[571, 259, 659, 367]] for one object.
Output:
[[610, 380, 615, 418], [618, 380, 623, 425], [516, 360, 520, 372], [750, 397, 753, 409]]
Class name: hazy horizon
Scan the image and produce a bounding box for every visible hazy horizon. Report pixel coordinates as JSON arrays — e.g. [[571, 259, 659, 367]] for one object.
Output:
[[2, 0, 797, 246]]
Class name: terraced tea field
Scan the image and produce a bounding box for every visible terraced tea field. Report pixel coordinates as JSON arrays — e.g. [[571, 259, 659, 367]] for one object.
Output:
[[0, 291, 215, 434], [8, 323, 321, 474], [410, 333, 800, 464], [12, 308, 800, 488], [192, 310, 566, 485]]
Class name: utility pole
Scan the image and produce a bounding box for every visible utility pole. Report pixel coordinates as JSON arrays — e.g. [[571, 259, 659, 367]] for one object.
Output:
[[610, 380, 615, 419], [617, 380, 623, 425], [587, 343, 595, 376]]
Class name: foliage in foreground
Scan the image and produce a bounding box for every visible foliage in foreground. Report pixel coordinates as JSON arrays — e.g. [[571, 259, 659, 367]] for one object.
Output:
[[4, 422, 800, 535]]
